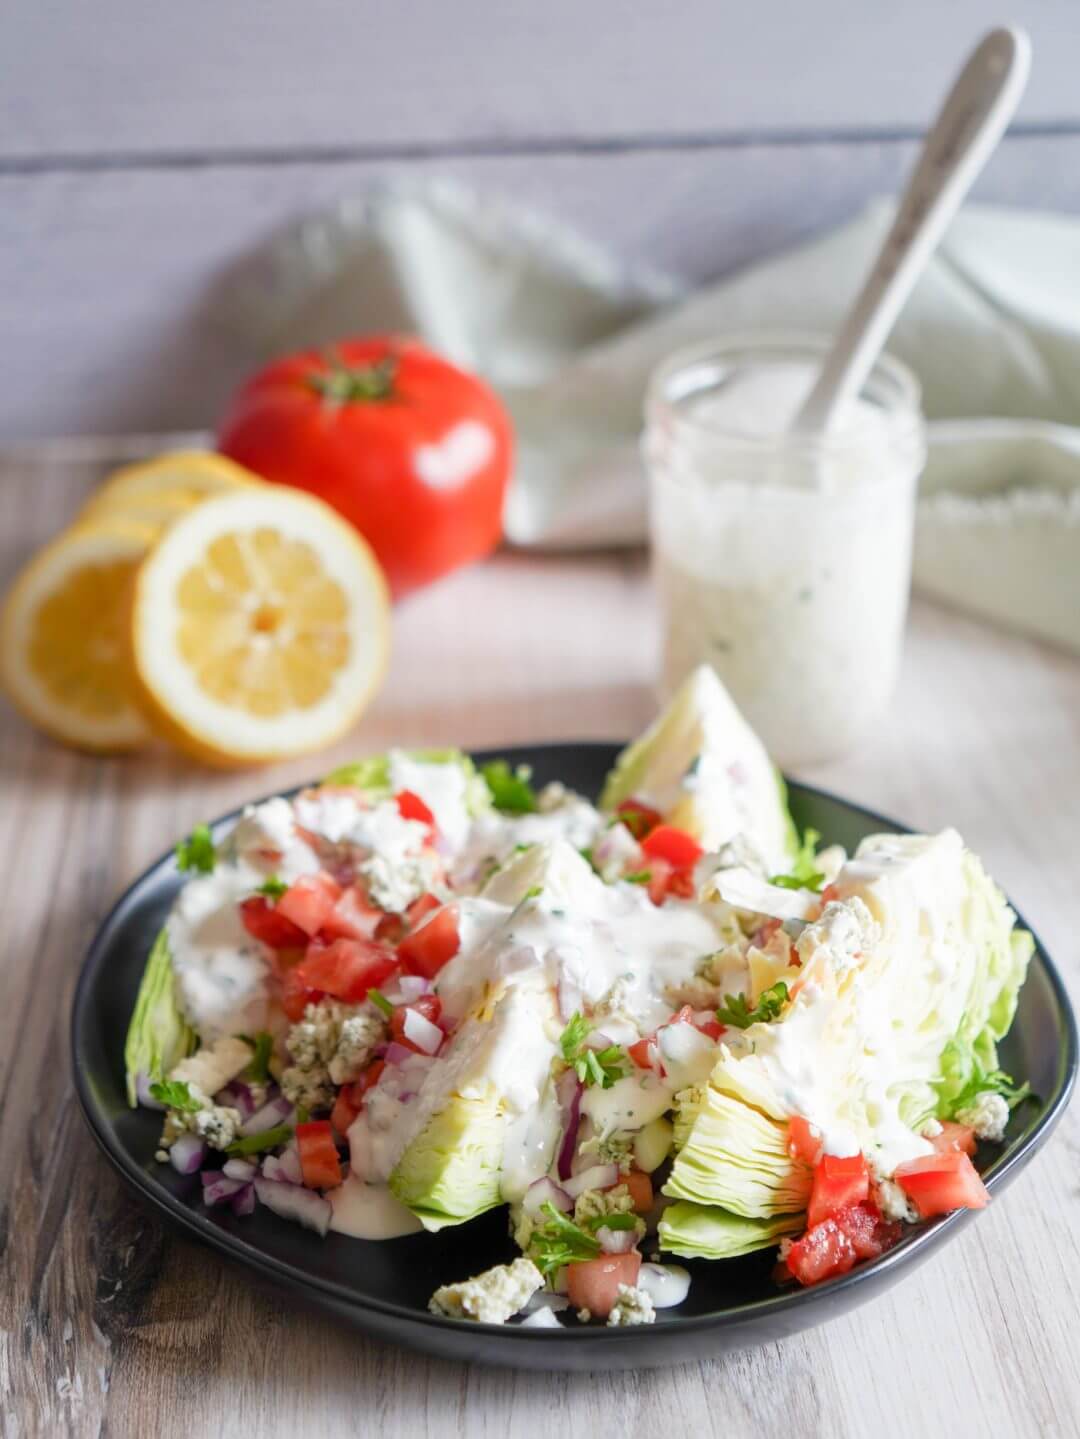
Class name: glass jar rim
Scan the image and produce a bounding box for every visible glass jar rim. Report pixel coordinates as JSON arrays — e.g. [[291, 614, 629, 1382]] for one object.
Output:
[[645, 330, 924, 455]]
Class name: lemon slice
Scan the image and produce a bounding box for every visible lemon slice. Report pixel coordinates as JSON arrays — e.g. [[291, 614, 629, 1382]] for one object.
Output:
[[93, 451, 262, 508], [129, 488, 391, 766], [0, 521, 155, 751]]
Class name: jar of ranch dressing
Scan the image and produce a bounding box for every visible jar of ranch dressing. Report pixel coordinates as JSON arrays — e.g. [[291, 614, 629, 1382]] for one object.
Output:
[[644, 334, 926, 766]]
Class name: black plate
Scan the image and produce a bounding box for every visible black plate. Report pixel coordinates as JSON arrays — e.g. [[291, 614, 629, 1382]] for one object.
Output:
[[71, 743, 1077, 1370]]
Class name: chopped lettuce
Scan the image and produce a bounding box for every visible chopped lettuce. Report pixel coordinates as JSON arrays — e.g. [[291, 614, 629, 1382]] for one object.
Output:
[[123, 929, 196, 1107], [658, 1201, 804, 1260], [599, 665, 797, 872]]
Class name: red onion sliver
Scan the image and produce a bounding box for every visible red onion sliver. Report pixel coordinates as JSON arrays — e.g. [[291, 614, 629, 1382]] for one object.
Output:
[[384, 1041, 416, 1067], [216, 1081, 257, 1120], [562, 1163, 619, 1198], [168, 1134, 206, 1175], [397, 975, 432, 1003], [240, 1096, 292, 1137], [522, 1177, 573, 1217], [253, 1178, 331, 1236], [402, 1007, 443, 1055], [596, 1224, 637, 1254], [278, 1142, 303, 1186], [555, 1070, 582, 1182], [231, 1184, 256, 1217]]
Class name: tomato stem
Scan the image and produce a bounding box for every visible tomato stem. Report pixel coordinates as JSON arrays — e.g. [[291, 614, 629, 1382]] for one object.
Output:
[[308, 354, 398, 404]]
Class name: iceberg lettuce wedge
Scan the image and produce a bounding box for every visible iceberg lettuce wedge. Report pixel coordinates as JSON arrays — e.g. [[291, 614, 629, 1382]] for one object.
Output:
[[123, 929, 196, 1107], [659, 1201, 803, 1260]]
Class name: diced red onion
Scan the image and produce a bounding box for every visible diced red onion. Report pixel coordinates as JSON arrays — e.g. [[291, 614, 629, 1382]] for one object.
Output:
[[397, 975, 432, 1003], [596, 1224, 638, 1254], [223, 1157, 258, 1182], [261, 1154, 298, 1185], [278, 1142, 303, 1185], [201, 1174, 247, 1207], [253, 1178, 331, 1236], [216, 1081, 257, 1120], [240, 1096, 293, 1137], [522, 1177, 573, 1217], [168, 1134, 206, 1174], [136, 1072, 166, 1110], [384, 1041, 416, 1067], [231, 1184, 256, 1217], [402, 1007, 443, 1055], [562, 1163, 619, 1198], [373, 1040, 390, 1058], [555, 1070, 582, 1182]]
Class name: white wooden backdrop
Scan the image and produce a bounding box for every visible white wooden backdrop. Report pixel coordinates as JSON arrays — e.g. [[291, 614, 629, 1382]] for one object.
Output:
[[4, 1, 1080, 440]]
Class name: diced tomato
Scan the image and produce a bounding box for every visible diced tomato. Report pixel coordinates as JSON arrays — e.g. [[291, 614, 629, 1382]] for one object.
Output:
[[293, 936, 398, 1004], [929, 1121, 977, 1157], [390, 993, 443, 1052], [788, 1115, 824, 1167], [785, 1218, 857, 1286], [330, 1088, 360, 1138], [623, 1170, 653, 1213], [346, 1059, 385, 1106], [694, 1014, 726, 1042], [374, 912, 407, 944], [640, 824, 703, 871], [819, 884, 840, 906], [615, 798, 663, 841], [275, 872, 342, 938], [785, 1202, 901, 1287], [397, 904, 460, 979], [627, 1037, 656, 1070], [565, 1252, 642, 1319], [280, 965, 324, 1022], [406, 892, 442, 929], [396, 789, 436, 828], [807, 1153, 870, 1229], [319, 883, 382, 942], [646, 859, 674, 906], [296, 1120, 343, 1190], [240, 896, 309, 950], [893, 1150, 989, 1218], [833, 1202, 903, 1261]]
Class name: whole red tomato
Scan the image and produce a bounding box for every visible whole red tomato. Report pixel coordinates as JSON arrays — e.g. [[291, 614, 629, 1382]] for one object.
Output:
[[216, 336, 512, 598]]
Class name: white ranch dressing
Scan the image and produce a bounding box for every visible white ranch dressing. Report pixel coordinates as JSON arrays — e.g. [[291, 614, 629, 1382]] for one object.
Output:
[[648, 357, 923, 765], [328, 1175, 423, 1239]]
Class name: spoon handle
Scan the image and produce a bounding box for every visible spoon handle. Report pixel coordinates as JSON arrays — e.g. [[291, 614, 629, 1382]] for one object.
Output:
[[794, 26, 1031, 434]]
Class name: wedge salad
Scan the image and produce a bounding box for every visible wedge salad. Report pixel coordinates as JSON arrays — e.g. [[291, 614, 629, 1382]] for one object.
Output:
[[124, 666, 1033, 1326]]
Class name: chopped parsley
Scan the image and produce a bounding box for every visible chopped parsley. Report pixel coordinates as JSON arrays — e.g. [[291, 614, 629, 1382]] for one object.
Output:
[[770, 871, 825, 892], [367, 988, 395, 1018], [175, 824, 215, 874], [149, 1078, 200, 1112], [947, 1063, 1032, 1115], [584, 1211, 639, 1233], [522, 885, 543, 902], [623, 869, 652, 886], [256, 876, 288, 901], [559, 1011, 628, 1088], [716, 980, 790, 1030], [481, 760, 537, 814], [225, 1123, 293, 1157], [243, 1031, 274, 1085], [529, 1201, 600, 1276]]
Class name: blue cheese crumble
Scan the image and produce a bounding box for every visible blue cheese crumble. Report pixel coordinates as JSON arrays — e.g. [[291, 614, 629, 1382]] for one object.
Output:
[[429, 1257, 544, 1324]]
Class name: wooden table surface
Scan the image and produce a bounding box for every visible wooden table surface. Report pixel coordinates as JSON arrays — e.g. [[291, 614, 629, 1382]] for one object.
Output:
[[2, 451, 1078, 1438]]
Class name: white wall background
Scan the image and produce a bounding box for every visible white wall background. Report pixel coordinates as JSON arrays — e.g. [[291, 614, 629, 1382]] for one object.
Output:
[[4, 2, 1080, 440]]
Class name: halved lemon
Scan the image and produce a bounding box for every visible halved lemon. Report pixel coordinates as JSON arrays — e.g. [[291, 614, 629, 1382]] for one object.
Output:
[[0, 521, 155, 751], [92, 451, 262, 508], [129, 488, 391, 766], [78, 488, 199, 532]]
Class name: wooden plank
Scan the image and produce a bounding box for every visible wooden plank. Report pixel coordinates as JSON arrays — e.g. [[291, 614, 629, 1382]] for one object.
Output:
[[0, 447, 1078, 1437], [3, 130, 1080, 442], [3, 1, 1079, 163]]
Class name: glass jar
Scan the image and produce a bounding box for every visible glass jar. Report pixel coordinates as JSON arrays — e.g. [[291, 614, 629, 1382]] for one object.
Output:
[[644, 333, 926, 766]]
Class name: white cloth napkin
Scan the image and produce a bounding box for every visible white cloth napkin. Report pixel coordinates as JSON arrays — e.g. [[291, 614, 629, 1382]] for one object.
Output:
[[227, 182, 1080, 653]]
